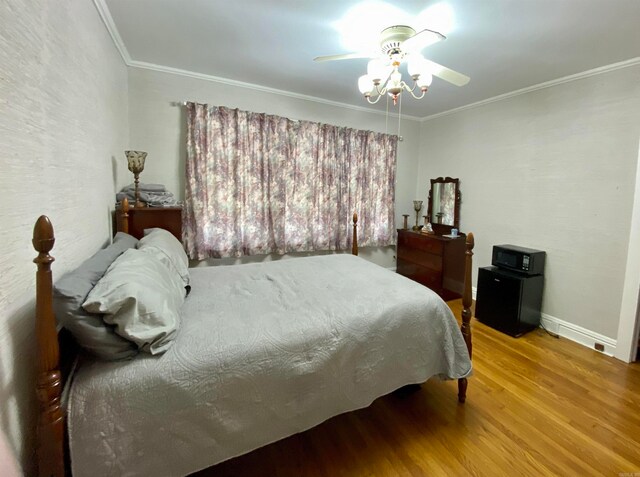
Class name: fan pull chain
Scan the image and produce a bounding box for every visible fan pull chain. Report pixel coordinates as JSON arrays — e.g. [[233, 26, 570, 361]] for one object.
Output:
[[385, 93, 390, 135], [397, 91, 402, 139]]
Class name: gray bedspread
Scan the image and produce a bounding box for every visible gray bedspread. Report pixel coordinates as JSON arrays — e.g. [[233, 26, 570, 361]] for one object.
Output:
[[69, 254, 471, 476]]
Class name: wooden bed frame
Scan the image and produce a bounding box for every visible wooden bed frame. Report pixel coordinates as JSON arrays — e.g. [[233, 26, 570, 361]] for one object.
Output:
[[32, 198, 474, 476]]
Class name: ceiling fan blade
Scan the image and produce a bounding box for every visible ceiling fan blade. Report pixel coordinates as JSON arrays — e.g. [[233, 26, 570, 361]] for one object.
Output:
[[423, 59, 470, 86], [402, 29, 445, 53], [313, 52, 373, 62]]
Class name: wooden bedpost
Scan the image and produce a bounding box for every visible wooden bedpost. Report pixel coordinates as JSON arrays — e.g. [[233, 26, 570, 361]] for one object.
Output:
[[120, 197, 130, 234], [458, 232, 474, 403], [33, 216, 65, 477], [352, 212, 358, 256]]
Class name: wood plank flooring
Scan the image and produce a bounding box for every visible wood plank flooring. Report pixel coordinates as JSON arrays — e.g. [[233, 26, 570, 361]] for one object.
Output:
[[195, 300, 640, 476]]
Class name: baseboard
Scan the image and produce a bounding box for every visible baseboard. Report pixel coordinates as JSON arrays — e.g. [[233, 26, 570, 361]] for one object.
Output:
[[540, 313, 617, 356], [472, 286, 616, 356]]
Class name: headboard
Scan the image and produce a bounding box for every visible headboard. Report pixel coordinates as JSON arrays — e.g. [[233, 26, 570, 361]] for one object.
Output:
[[116, 198, 182, 241], [116, 197, 361, 256]]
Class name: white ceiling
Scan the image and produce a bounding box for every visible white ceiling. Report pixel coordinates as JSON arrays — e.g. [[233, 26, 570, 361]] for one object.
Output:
[[102, 0, 640, 119]]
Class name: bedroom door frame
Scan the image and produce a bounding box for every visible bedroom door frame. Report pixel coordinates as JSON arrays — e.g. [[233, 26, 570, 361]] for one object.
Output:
[[616, 136, 640, 363]]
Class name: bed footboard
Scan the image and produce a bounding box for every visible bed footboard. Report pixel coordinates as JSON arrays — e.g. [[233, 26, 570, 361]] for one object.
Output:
[[457, 232, 474, 403]]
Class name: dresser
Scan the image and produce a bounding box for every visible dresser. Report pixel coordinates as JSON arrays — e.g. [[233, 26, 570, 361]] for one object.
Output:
[[118, 206, 182, 241], [396, 230, 466, 301]]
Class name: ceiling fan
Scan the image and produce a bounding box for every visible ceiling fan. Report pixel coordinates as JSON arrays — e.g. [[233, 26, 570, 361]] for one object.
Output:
[[314, 25, 470, 104]]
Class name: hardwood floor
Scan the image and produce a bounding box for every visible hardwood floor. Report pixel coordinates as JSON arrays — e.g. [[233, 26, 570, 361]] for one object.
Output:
[[195, 300, 640, 476]]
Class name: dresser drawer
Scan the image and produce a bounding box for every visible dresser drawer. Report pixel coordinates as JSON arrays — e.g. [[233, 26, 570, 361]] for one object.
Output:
[[397, 260, 442, 291], [396, 229, 464, 301], [397, 232, 444, 255], [397, 247, 443, 272]]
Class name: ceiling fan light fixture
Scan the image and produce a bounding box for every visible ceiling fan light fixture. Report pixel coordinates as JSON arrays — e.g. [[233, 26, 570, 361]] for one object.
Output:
[[367, 58, 389, 81], [389, 69, 402, 88], [407, 54, 428, 77], [358, 74, 375, 95], [417, 73, 433, 88], [402, 29, 445, 53], [316, 19, 469, 105]]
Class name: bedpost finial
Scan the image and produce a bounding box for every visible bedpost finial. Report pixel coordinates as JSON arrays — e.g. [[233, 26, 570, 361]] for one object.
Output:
[[122, 197, 130, 212], [33, 216, 55, 254], [466, 232, 474, 250], [351, 212, 358, 256]]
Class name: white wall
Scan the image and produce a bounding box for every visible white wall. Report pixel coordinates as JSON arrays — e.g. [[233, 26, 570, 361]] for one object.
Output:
[[127, 67, 421, 268], [0, 0, 128, 472], [615, 137, 640, 362], [416, 65, 640, 340]]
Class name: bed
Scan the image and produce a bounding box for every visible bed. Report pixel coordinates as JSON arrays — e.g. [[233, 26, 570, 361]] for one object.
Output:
[[32, 199, 475, 476]]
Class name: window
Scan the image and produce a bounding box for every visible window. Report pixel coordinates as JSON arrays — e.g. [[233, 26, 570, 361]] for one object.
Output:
[[183, 104, 398, 259]]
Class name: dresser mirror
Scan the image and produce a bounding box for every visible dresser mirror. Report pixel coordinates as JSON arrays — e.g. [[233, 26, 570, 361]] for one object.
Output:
[[427, 177, 460, 234]]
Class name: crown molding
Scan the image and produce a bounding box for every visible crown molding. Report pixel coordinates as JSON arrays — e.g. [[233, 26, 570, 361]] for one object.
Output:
[[127, 60, 422, 121], [92, 0, 420, 122], [420, 56, 640, 122], [93, 0, 132, 64], [93, 0, 638, 125]]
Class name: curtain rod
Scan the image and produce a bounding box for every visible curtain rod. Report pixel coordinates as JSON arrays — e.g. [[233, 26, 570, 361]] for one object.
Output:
[[171, 101, 403, 141]]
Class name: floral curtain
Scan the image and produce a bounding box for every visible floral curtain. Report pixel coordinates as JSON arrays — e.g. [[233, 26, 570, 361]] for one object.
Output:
[[183, 103, 397, 260]]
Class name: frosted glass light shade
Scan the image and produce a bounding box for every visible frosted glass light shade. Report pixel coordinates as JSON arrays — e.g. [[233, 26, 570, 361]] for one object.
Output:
[[367, 59, 389, 81], [417, 73, 433, 88], [407, 55, 428, 77], [358, 75, 374, 94]]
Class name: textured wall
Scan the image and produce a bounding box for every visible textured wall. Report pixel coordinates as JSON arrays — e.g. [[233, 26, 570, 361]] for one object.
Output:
[[0, 0, 128, 472], [417, 65, 640, 339], [127, 67, 421, 269]]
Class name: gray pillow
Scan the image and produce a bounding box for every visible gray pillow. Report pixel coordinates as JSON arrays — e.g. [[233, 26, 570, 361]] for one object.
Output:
[[83, 249, 185, 355], [138, 228, 190, 289], [53, 232, 139, 360]]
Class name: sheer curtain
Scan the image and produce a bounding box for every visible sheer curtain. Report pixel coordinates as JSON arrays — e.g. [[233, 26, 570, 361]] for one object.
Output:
[[183, 103, 398, 260]]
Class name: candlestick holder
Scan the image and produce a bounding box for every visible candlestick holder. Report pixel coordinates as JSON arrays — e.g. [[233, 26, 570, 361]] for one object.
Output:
[[412, 200, 423, 231], [125, 150, 147, 208]]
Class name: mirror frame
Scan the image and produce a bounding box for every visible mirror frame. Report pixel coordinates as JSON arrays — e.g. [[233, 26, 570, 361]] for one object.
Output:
[[427, 177, 461, 235]]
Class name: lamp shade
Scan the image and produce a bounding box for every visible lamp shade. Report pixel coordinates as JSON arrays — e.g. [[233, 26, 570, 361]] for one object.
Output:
[[407, 55, 428, 78], [358, 75, 374, 94], [125, 150, 147, 173], [367, 59, 389, 82], [417, 73, 433, 88]]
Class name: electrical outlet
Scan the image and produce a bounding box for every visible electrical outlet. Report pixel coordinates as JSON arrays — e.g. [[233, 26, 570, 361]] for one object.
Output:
[[594, 342, 605, 352]]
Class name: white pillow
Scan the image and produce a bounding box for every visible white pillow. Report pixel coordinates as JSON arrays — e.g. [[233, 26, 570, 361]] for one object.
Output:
[[138, 228, 190, 289], [83, 249, 185, 355]]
